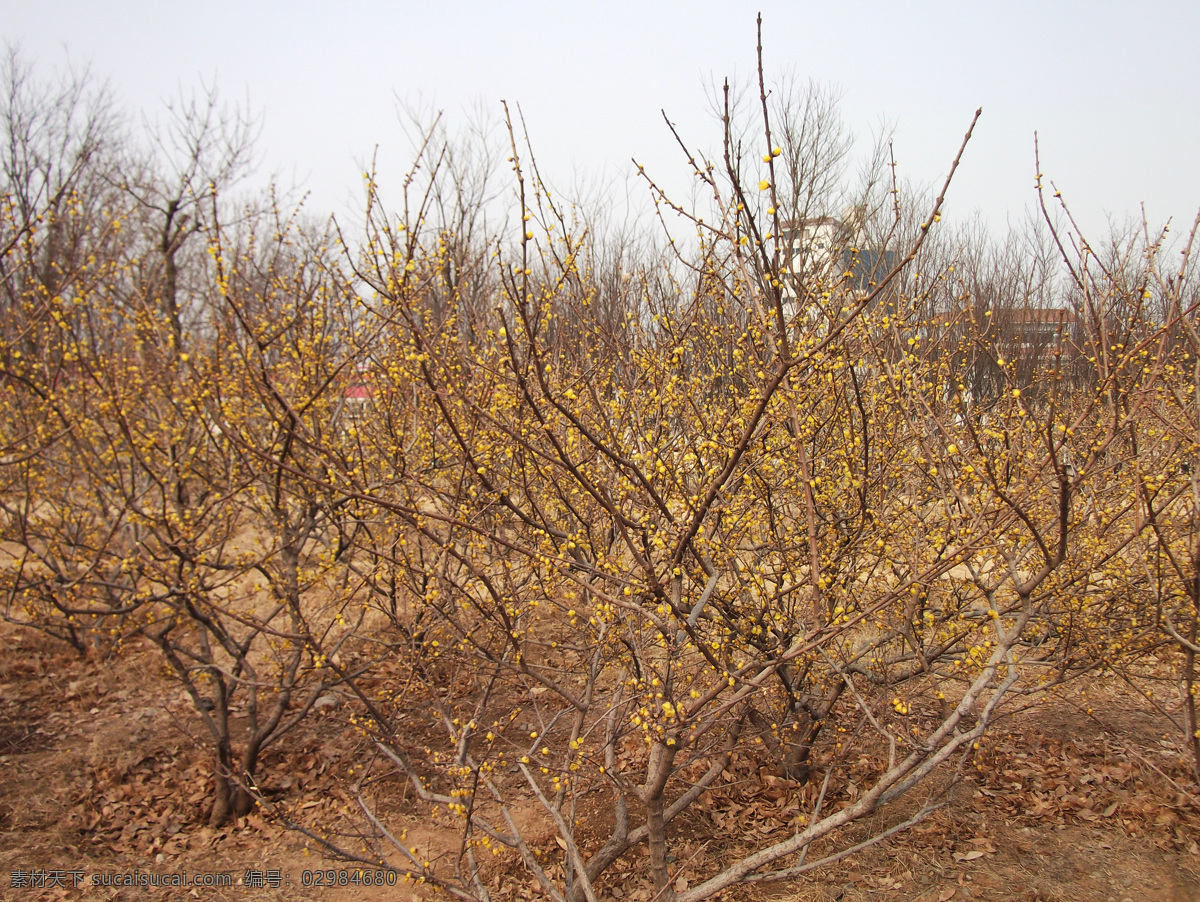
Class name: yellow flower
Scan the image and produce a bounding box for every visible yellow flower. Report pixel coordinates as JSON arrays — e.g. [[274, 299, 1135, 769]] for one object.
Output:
[[758, 180, 771, 191]]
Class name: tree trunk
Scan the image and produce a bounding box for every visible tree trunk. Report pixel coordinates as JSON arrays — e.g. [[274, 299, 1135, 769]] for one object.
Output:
[[208, 745, 255, 826], [641, 742, 676, 902]]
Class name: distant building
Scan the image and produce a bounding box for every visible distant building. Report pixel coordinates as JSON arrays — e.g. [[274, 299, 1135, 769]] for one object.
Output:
[[781, 216, 846, 285], [338, 365, 376, 423], [777, 215, 897, 321], [343, 382, 373, 417], [939, 306, 1080, 358], [925, 305, 1082, 409]]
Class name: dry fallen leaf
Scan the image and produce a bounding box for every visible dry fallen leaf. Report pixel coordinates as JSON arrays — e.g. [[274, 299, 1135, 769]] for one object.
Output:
[[952, 849, 985, 862]]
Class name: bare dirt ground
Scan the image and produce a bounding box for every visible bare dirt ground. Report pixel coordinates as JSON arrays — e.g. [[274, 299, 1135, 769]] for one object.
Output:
[[1, 622, 1197, 902]]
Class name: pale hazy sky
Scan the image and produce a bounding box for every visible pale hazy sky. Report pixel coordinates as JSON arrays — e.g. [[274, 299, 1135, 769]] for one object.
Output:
[[6, 1, 1198, 243]]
